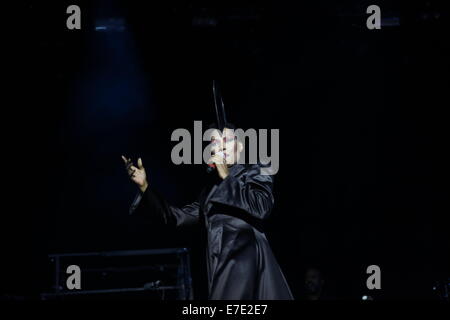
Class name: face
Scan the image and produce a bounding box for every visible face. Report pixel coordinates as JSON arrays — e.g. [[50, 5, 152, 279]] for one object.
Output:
[[305, 268, 324, 293], [210, 128, 242, 165]]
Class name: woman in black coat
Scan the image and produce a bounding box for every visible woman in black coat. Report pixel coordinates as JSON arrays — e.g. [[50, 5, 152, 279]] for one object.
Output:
[[122, 127, 293, 300]]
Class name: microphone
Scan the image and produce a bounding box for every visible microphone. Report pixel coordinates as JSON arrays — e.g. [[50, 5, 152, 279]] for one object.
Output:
[[206, 151, 225, 174], [206, 163, 216, 174]]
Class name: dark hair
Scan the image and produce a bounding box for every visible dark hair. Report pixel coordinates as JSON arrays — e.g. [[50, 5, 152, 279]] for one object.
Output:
[[304, 264, 326, 280]]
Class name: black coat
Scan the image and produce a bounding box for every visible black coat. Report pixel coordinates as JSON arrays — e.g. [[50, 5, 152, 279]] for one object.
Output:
[[130, 164, 293, 300]]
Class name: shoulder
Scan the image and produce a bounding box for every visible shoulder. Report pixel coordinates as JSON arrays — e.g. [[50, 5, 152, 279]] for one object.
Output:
[[245, 163, 276, 176], [242, 163, 275, 185]]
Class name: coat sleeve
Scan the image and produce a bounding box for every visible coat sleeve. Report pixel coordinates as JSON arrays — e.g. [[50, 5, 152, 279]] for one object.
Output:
[[129, 187, 199, 227], [208, 165, 275, 220]]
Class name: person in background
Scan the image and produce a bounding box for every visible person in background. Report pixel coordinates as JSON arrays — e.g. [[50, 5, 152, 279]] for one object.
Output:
[[304, 267, 326, 300]]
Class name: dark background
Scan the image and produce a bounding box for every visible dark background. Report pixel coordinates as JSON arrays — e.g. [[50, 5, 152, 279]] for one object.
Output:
[[3, 0, 449, 300]]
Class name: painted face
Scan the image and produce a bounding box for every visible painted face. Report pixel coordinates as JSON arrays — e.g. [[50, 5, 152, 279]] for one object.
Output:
[[210, 128, 241, 165]]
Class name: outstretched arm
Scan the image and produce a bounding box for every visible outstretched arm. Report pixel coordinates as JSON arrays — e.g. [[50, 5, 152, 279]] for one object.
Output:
[[123, 156, 199, 227]]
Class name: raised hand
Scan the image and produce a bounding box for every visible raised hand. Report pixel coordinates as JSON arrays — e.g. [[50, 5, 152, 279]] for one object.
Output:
[[122, 155, 148, 193], [208, 154, 229, 180]]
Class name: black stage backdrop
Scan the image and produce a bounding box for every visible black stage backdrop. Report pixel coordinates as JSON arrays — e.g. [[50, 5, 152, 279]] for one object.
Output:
[[3, 0, 449, 300]]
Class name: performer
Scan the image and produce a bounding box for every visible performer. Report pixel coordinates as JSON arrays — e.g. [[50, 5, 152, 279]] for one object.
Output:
[[122, 125, 293, 300]]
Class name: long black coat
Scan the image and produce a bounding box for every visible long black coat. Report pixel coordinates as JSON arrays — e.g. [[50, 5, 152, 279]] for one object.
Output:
[[130, 164, 293, 300]]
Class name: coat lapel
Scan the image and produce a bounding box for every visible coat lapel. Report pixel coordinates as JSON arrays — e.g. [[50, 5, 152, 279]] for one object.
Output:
[[202, 164, 246, 216]]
